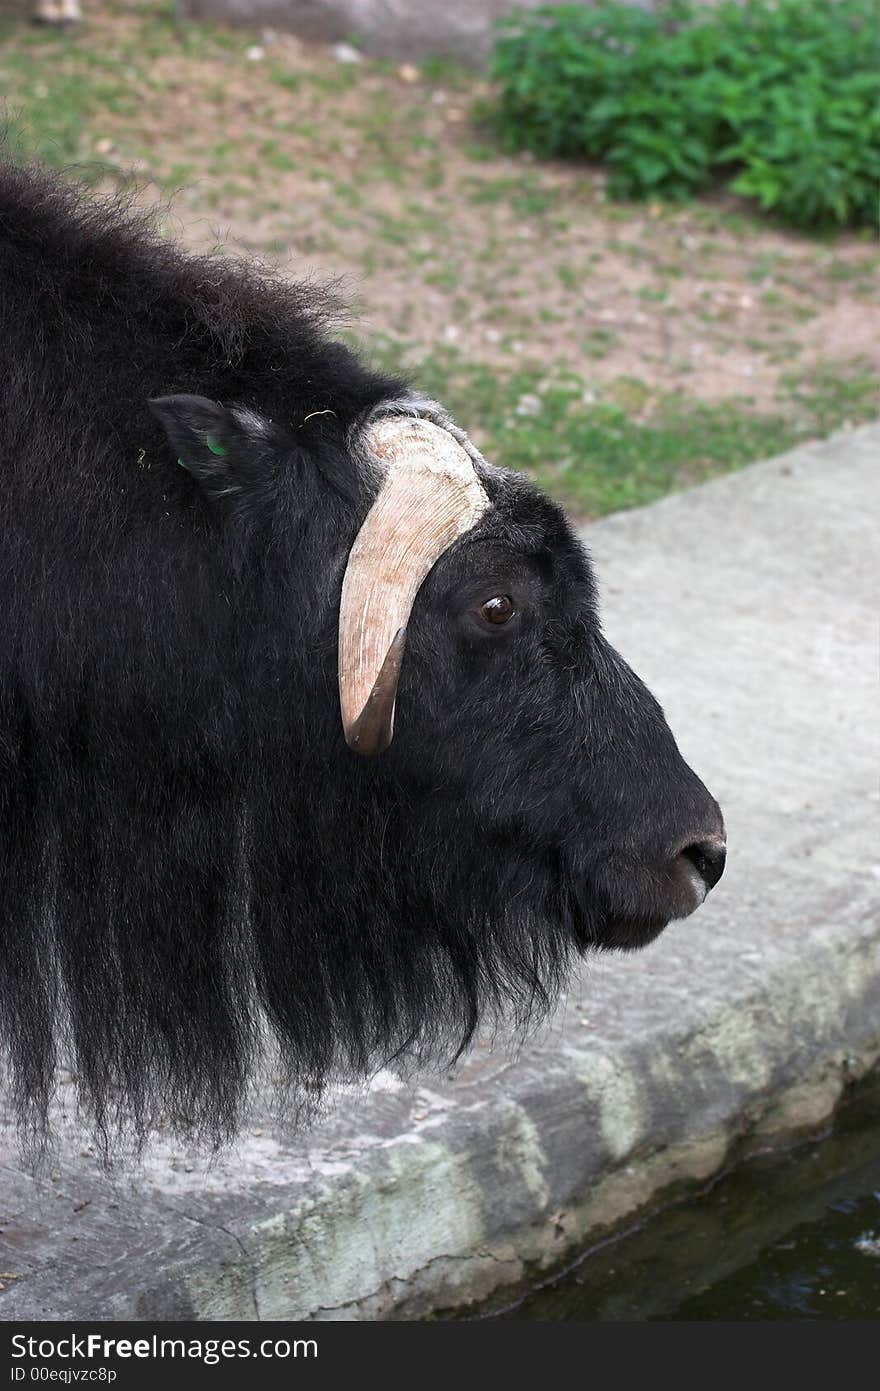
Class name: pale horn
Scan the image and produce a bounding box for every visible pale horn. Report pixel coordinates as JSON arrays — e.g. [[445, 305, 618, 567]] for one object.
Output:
[[338, 415, 491, 755]]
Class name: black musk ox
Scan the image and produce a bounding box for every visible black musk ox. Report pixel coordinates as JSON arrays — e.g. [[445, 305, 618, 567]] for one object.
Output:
[[0, 162, 725, 1145]]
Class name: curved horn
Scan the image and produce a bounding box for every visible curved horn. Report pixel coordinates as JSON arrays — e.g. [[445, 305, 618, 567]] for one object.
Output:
[[338, 416, 490, 756]]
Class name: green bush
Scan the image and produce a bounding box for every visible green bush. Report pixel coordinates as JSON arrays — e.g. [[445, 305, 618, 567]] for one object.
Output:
[[489, 0, 879, 228]]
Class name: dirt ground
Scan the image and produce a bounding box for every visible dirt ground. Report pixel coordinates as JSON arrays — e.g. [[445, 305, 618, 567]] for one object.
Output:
[[6, 3, 875, 404], [159, 31, 880, 414]]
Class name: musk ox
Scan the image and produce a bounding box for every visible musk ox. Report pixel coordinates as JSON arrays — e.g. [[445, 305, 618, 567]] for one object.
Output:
[[0, 161, 725, 1146]]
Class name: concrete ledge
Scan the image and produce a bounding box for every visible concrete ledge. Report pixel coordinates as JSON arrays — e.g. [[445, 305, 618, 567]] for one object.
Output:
[[2, 424, 878, 1319]]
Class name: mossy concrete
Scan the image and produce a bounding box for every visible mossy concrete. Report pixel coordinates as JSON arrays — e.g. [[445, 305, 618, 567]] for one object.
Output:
[[1, 423, 878, 1320]]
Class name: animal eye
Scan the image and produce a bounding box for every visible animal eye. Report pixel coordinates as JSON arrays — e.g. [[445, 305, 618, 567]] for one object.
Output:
[[478, 595, 516, 626]]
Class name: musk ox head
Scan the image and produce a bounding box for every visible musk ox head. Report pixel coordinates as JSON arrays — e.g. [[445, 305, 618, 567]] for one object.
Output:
[[118, 387, 724, 1145]]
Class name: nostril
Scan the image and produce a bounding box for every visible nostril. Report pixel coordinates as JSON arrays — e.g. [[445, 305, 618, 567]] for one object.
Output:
[[680, 836, 727, 893]]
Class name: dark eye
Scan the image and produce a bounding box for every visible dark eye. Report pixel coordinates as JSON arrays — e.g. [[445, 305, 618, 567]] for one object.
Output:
[[478, 594, 516, 626]]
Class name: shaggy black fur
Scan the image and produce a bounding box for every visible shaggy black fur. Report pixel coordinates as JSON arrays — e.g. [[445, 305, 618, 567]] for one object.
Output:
[[0, 162, 723, 1146]]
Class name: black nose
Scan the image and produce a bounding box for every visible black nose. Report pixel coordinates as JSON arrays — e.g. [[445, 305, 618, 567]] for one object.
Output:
[[679, 837, 727, 893]]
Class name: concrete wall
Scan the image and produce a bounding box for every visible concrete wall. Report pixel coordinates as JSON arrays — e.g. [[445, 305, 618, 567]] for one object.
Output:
[[174, 0, 647, 62]]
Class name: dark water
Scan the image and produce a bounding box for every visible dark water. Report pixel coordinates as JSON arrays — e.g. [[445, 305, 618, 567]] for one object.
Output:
[[495, 1075, 880, 1321]]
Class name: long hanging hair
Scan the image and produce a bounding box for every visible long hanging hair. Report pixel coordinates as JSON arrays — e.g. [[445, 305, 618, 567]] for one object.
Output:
[[0, 162, 578, 1152]]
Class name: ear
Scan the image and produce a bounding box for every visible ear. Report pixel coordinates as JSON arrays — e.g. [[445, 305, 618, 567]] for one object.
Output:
[[148, 394, 280, 508]]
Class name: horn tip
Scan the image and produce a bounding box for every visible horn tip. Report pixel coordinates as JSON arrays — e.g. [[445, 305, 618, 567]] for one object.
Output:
[[344, 628, 408, 757]]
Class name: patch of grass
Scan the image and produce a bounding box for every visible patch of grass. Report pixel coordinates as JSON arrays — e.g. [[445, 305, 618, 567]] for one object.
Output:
[[556, 264, 580, 291], [465, 174, 558, 217], [511, 184, 558, 218], [2, 57, 133, 169], [258, 139, 296, 173], [421, 158, 446, 190], [780, 358, 879, 434], [307, 65, 358, 95], [418, 55, 473, 90], [371, 211, 414, 246], [821, 256, 869, 283], [636, 285, 669, 304], [582, 327, 619, 358], [747, 252, 782, 284], [271, 70, 304, 93], [424, 264, 460, 291], [462, 141, 499, 163]]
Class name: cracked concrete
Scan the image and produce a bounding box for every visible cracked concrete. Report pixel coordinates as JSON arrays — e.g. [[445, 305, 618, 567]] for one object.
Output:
[[1, 424, 878, 1320]]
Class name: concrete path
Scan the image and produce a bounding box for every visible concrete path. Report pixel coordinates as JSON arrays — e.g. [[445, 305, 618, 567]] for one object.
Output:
[[1, 424, 878, 1320]]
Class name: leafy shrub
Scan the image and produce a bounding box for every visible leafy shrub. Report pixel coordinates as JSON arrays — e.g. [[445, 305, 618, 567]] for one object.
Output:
[[489, 0, 879, 227]]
